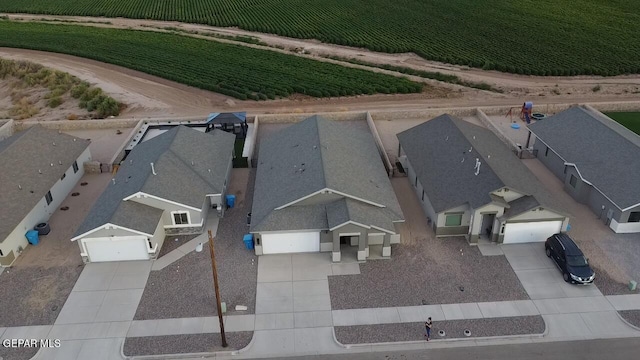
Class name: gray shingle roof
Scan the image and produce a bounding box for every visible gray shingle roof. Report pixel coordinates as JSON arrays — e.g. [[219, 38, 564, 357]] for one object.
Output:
[[251, 116, 403, 232], [397, 114, 565, 215], [74, 126, 235, 237], [528, 106, 640, 210], [1, 125, 90, 243]]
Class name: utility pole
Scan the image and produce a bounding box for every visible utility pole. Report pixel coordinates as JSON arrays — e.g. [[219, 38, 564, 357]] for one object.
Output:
[[208, 230, 227, 348]]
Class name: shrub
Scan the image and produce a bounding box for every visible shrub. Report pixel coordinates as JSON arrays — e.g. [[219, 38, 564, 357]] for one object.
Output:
[[592, 85, 601, 92], [48, 96, 64, 108]]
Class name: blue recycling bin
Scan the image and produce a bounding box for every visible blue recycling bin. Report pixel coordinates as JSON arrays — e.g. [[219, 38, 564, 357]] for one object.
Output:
[[226, 194, 236, 208], [243, 234, 254, 250], [25, 230, 40, 245]]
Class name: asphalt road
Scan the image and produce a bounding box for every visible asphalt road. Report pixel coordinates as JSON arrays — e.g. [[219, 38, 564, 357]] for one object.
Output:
[[252, 338, 640, 360]]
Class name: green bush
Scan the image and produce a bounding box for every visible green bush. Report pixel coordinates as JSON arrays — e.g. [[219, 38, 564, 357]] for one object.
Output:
[[48, 96, 63, 108]]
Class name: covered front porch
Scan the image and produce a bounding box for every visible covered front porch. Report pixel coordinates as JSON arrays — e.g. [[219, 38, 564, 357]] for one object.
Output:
[[329, 222, 392, 263]]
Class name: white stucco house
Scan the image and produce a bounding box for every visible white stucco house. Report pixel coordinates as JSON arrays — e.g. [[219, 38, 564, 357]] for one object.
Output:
[[71, 126, 235, 263], [397, 114, 569, 244], [0, 125, 91, 267]]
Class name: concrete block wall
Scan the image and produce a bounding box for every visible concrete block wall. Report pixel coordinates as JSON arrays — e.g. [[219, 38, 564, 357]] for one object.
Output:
[[0, 119, 14, 140]]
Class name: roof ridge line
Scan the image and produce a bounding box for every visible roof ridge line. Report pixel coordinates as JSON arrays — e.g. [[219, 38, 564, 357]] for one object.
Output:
[[314, 116, 329, 190]]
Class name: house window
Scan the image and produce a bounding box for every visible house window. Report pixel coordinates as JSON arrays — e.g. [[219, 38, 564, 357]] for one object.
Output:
[[0, 249, 3, 257], [172, 212, 189, 225], [72, 161, 79, 173], [545, 146, 549, 157], [500, 224, 505, 234], [45, 191, 53, 205], [415, 176, 418, 187], [60, 172, 66, 181], [421, 190, 425, 201], [563, 166, 567, 174], [569, 174, 577, 188], [444, 213, 463, 227], [629, 212, 640, 223]]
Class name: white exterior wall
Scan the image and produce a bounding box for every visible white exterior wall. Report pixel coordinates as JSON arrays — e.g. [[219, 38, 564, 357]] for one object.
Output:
[[149, 216, 167, 256], [1, 147, 90, 265], [128, 195, 203, 227], [610, 219, 640, 233]]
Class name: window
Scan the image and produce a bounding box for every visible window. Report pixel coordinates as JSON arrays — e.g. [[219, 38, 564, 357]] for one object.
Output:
[[629, 212, 640, 223], [415, 176, 418, 187], [173, 212, 189, 225], [0, 249, 3, 257], [60, 172, 66, 181], [569, 174, 577, 188], [444, 213, 463, 227], [563, 166, 567, 174], [545, 146, 549, 157], [45, 191, 53, 205], [72, 161, 79, 173], [421, 190, 425, 201]]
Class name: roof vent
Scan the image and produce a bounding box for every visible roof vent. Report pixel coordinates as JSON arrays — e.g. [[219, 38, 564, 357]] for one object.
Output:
[[50, 163, 54, 167], [191, 161, 194, 166], [474, 158, 481, 176], [58, 160, 62, 165], [18, 184, 22, 190], [446, 136, 449, 141], [112, 178, 116, 185], [468, 147, 472, 152], [38, 169, 42, 174], [151, 162, 157, 175], [73, 138, 76, 142], [52, 142, 56, 146], [130, 159, 133, 165]]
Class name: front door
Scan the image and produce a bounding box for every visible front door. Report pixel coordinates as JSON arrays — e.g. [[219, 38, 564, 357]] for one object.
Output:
[[481, 213, 496, 239], [606, 209, 614, 226], [340, 236, 350, 245]]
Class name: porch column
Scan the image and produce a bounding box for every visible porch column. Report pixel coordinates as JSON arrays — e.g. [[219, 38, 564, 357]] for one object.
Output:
[[332, 231, 341, 262], [382, 234, 391, 257], [357, 229, 369, 261]]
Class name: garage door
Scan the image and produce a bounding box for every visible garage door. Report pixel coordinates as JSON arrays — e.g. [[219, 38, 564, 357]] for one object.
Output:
[[84, 236, 150, 262], [261, 232, 320, 254], [503, 221, 562, 244]]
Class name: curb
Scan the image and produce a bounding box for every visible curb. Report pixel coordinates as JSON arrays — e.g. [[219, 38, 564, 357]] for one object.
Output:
[[332, 317, 547, 350], [614, 311, 640, 332]]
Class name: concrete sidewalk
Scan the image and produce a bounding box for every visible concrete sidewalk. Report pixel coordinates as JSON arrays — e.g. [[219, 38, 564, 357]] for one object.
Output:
[[151, 215, 220, 271]]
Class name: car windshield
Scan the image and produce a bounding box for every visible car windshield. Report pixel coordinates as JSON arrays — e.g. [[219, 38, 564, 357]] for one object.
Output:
[[567, 255, 588, 267]]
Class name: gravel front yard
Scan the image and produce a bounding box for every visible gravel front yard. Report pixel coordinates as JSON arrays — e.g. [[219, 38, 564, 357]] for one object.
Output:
[[0, 346, 39, 360], [123, 332, 253, 356], [157, 234, 199, 258], [134, 169, 258, 320], [329, 238, 528, 309], [0, 264, 82, 327], [619, 310, 640, 329], [335, 316, 545, 344]]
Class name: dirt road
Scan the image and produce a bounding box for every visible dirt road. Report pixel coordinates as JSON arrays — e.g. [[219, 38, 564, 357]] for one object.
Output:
[[4, 13, 640, 98], [1, 48, 638, 120]]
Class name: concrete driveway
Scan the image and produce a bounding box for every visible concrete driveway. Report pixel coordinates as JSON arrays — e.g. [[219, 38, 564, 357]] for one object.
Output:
[[502, 243, 602, 299]]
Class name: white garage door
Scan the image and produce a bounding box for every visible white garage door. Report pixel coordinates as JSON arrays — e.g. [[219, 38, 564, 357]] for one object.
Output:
[[503, 221, 562, 244], [261, 232, 320, 254], [84, 236, 150, 262]]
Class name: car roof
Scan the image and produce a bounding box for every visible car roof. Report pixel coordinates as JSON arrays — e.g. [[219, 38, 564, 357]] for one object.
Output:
[[554, 233, 583, 255]]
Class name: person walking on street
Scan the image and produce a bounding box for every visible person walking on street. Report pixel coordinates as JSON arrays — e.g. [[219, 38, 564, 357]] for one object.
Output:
[[424, 317, 432, 341]]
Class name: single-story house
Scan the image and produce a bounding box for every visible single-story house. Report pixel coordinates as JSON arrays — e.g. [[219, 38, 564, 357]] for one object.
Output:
[[528, 106, 640, 233], [1, 125, 91, 266], [250, 115, 404, 261], [397, 114, 569, 244], [72, 126, 235, 263]]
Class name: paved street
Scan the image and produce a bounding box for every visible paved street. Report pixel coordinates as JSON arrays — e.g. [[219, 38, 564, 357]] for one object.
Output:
[[245, 337, 640, 360]]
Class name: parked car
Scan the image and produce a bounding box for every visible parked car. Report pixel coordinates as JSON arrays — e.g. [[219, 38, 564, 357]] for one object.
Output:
[[545, 233, 595, 285]]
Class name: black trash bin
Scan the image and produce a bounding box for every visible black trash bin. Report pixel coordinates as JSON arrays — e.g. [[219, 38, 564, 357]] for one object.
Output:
[[34, 222, 51, 236]]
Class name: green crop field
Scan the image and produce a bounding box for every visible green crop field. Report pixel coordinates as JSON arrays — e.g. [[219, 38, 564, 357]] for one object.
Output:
[[605, 112, 640, 135], [0, 21, 423, 99], [0, 0, 638, 76]]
